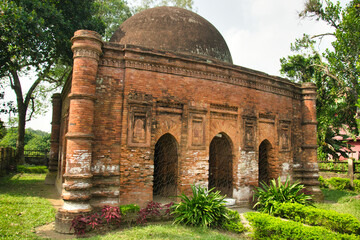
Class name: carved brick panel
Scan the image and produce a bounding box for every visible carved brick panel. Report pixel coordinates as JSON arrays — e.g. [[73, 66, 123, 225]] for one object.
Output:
[[188, 114, 206, 149], [243, 116, 257, 151], [127, 105, 151, 147], [279, 120, 291, 151]]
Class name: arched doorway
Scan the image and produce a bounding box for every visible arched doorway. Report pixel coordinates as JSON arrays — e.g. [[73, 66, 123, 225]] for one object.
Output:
[[209, 133, 233, 197], [258, 140, 272, 185], [153, 133, 178, 198]]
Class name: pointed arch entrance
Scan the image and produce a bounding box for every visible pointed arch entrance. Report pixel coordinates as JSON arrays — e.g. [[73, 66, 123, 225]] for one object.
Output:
[[258, 140, 272, 185], [209, 133, 233, 197], [153, 133, 178, 198]]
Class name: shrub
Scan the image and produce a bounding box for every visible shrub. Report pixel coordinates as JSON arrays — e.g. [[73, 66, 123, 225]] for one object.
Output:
[[119, 204, 140, 216], [273, 202, 360, 235], [253, 176, 312, 214], [353, 179, 360, 193], [318, 176, 329, 188], [221, 210, 245, 233], [17, 165, 48, 173], [246, 212, 360, 240], [326, 177, 350, 190], [137, 201, 162, 224], [172, 185, 228, 228]]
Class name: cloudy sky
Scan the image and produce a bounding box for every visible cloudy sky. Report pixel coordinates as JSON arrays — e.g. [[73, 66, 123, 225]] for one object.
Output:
[[19, 0, 351, 131]]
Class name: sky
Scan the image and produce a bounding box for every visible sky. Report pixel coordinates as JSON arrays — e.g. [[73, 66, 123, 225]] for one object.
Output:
[[5, 0, 351, 132]]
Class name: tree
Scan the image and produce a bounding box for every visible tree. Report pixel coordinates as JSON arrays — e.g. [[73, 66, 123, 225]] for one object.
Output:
[[131, 0, 195, 13], [0, 0, 105, 164], [280, 0, 360, 160], [0, 128, 50, 152], [94, 0, 132, 41]]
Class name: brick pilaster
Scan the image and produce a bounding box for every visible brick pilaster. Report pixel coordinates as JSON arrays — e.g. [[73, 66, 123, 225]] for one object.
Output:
[[294, 82, 323, 201], [45, 93, 62, 185], [55, 30, 103, 233]]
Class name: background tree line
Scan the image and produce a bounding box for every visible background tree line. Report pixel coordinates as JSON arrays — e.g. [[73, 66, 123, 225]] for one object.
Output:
[[280, 0, 360, 160]]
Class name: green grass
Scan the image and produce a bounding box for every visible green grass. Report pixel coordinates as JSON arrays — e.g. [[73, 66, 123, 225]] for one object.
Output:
[[315, 188, 360, 220], [0, 173, 56, 240], [0, 173, 245, 240], [83, 223, 241, 240]]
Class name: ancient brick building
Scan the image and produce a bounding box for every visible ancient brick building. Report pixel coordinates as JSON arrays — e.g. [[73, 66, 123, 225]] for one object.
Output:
[[47, 7, 322, 232]]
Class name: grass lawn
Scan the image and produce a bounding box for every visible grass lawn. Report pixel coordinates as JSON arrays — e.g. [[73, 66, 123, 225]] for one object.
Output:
[[83, 224, 241, 240], [0, 173, 56, 240], [0, 173, 246, 240], [315, 188, 360, 220]]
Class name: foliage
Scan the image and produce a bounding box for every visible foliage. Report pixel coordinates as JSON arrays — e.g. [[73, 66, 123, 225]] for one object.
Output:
[[0, 128, 50, 151], [101, 205, 122, 225], [137, 201, 174, 224], [119, 204, 140, 215], [0, 173, 56, 239], [253, 176, 313, 214], [131, 0, 195, 13], [17, 165, 48, 174], [354, 179, 360, 192], [273, 202, 360, 235], [221, 210, 245, 234], [0, 0, 105, 164], [280, 0, 360, 160], [326, 177, 351, 190], [94, 0, 132, 40], [172, 185, 228, 228], [246, 212, 360, 240], [84, 223, 240, 240], [318, 176, 329, 188]]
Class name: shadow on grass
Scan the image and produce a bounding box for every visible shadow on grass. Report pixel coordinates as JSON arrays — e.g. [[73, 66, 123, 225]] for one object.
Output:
[[0, 173, 60, 201], [321, 188, 358, 202]]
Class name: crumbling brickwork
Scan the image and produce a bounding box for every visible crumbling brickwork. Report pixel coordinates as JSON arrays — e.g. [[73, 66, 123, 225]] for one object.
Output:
[[49, 7, 322, 233]]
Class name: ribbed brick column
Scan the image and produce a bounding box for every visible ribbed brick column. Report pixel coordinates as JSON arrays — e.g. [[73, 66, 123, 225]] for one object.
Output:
[[45, 93, 62, 184], [294, 82, 323, 201], [55, 30, 103, 233]]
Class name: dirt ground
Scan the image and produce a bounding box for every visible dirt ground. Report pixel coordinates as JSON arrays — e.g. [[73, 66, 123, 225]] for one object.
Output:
[[34, 183, 75, 239]]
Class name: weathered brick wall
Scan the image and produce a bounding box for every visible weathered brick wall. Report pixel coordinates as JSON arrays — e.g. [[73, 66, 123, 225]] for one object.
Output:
[[79, 43, 305, 207]]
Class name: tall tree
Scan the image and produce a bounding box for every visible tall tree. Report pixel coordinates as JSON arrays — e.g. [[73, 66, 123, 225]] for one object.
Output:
[[0, 0, 105, 164], [280, 0, 360, 160]]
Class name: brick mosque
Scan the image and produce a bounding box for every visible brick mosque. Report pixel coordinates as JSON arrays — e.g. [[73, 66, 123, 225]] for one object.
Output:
[[46, 7, 322, 232]]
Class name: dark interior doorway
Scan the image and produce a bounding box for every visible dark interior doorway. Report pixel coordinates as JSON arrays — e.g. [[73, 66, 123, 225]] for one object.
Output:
[[153, 133, 178, 198], [209, 133, 233, 197], [258, 140, 272, 185]]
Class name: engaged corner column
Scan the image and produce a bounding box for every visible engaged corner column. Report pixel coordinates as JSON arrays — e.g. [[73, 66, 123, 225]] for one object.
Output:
[[300, 82, 323, 202], [55, 30, 103, 233]]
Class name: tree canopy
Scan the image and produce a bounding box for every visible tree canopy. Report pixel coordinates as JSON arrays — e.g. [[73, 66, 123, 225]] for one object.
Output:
[[280, 0, 360, 160], [0, 0, 105, 163]]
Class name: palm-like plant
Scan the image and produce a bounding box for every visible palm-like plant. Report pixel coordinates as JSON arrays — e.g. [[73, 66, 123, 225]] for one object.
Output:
[[172, 185, 229, 228], [253, 176, 312, 214]]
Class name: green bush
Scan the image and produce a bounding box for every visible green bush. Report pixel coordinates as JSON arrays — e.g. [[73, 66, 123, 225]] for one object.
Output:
[[253, 176, 312, 214], [246, 212, 360, 240], [171, 185, 229, 228], [273, 202, 360, 235], [119, 204, 140, 215], [221, 210, 245, 233], [17, 165, 48, 173], [318, 176, 329, 188], [353, 179, 360, 193], [326, 177, 350, 190]]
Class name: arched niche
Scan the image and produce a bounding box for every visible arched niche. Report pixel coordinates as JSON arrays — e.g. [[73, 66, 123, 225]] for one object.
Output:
[[209, 132, 233, 197]]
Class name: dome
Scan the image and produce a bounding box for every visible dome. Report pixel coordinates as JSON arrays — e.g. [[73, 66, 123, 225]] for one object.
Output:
[[110, 7, 233, 64]]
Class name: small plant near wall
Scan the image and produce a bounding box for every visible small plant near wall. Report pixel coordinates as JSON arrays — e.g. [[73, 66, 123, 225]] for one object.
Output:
[[171, 184, 245, 233], [70, 202, 174, 236], [253, 176, 313, 214]]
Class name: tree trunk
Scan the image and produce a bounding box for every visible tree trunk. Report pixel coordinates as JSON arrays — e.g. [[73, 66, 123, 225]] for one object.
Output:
[[16, 106, 27, 165]]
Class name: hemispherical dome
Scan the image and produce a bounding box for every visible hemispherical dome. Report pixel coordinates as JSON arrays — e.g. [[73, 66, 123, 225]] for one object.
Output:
[[110, 7, 233, 64]]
